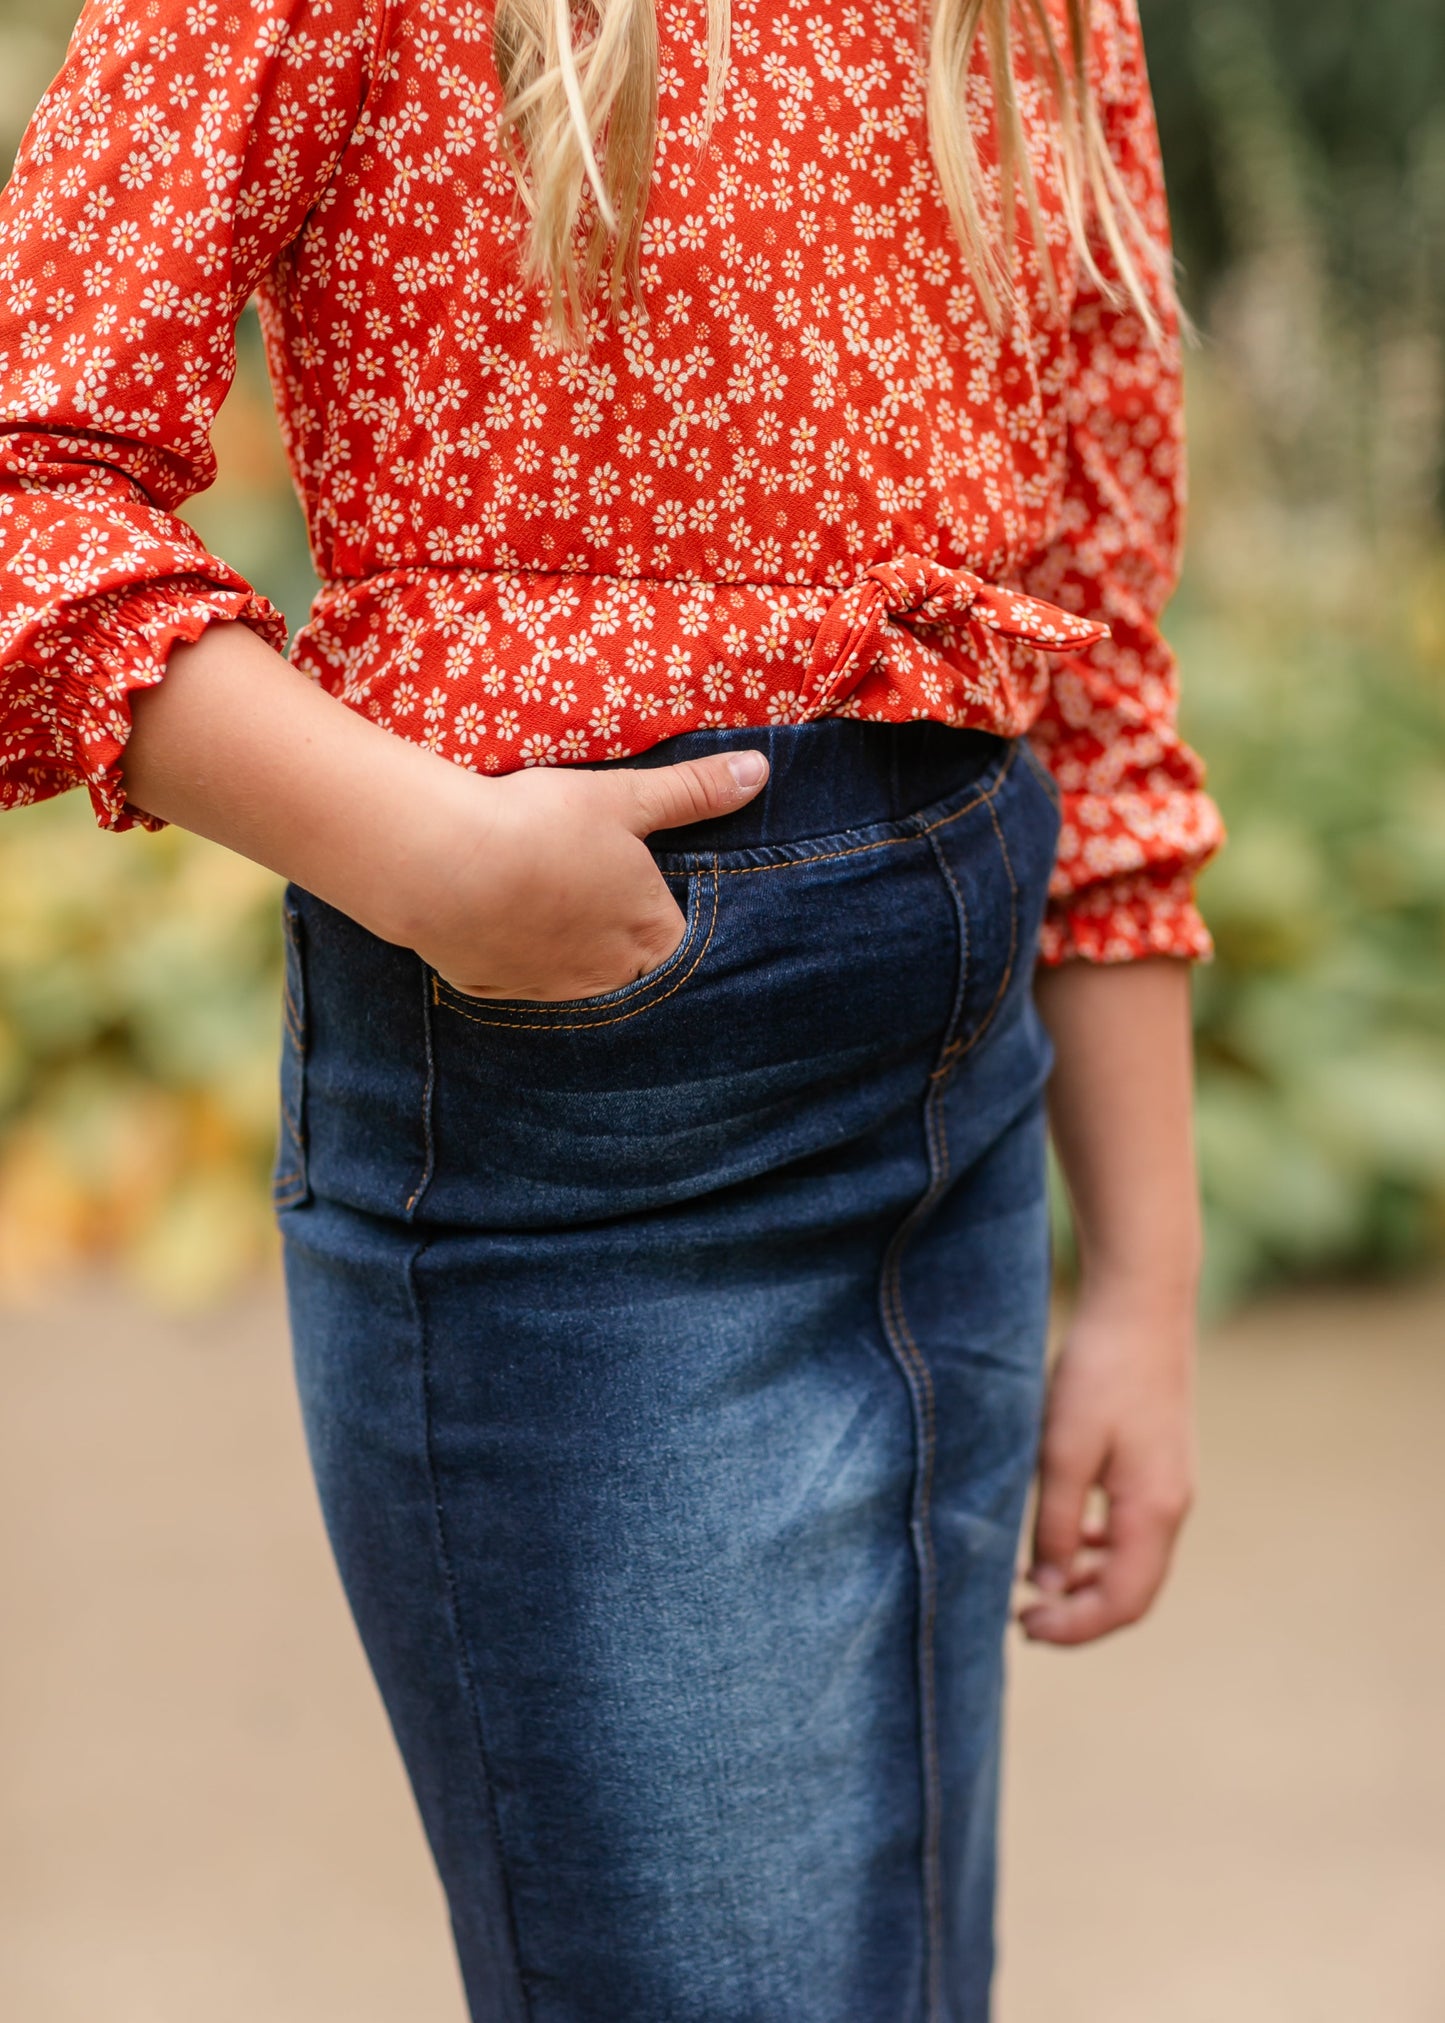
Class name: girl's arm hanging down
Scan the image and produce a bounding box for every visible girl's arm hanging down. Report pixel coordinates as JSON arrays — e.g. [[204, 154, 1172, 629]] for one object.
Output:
[[1023, 956, 1201, 1644], [1017, 0, 1218, 1644]]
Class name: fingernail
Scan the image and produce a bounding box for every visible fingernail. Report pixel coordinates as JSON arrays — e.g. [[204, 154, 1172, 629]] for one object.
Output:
[[1030, 1564, 1067, 1594], [727, 750, 767, 789]]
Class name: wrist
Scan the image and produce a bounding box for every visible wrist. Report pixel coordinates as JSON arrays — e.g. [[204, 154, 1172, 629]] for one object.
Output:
[[1068, 1262, 1190, 1327], [1077, 1215, 1202, 1278], [1072, 1200, 1203, 1306], [329, 745, 502, 954]]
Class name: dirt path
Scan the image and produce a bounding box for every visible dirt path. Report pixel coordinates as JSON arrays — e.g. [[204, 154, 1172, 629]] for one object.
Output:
[[2, 1275, 1441, 2020]]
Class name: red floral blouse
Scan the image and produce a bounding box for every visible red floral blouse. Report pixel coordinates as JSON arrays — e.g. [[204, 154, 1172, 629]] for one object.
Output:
[[0, 0, 1223, 962]]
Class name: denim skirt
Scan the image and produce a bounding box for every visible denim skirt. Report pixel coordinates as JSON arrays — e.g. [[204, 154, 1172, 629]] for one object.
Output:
[[274, 718, 1061, 2023]]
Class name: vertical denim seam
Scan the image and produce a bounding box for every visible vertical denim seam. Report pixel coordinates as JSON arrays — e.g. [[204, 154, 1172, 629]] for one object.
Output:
[[929, 794, 1020, 1083], [406, 1233, 533, 2021], [403, 957, 438, 1220], [875, 826, 971, 2023], [1017, 732, 1064, 814], [274, 896, 312, 1211], [951, 795, 1020, 1072]]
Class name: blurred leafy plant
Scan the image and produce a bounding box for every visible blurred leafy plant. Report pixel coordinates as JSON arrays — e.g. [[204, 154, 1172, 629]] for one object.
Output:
[[0, 802, 287, 1305], [1179, 546, 1445, 1309], [1154, 0, 1445, 1305]]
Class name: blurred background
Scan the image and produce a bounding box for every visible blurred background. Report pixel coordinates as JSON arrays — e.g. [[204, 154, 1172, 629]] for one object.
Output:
[[1, 0, 1442, 2018]]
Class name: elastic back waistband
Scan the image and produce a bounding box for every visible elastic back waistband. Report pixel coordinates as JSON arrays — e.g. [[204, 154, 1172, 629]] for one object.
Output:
[[594, 720, 1009, 855]]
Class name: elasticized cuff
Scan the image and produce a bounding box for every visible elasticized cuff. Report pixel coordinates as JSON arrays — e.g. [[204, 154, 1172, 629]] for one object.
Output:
[[1038, 864, 1216, 965], [6, 576, 290, 832]]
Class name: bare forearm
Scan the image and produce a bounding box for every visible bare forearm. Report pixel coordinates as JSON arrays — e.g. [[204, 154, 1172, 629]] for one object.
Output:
[[117, 617, 769, 1000], [120, 618, 480, 945], [1022, 953, 1201, 1643], [1033, 956, 1203, 1302]]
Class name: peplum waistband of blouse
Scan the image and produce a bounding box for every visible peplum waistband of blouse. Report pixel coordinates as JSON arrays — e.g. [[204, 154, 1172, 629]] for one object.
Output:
[[290, 555, 1107, 761]]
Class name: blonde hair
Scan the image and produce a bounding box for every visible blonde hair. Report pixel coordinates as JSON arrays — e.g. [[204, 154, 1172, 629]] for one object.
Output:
[[493, 0, 1175, 343]]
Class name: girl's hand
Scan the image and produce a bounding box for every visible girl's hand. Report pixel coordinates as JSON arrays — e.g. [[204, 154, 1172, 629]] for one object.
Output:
[[406, 749, 769, 1002], [1019, 1279, 1196, 1645], [120, 619, 768, 1003]]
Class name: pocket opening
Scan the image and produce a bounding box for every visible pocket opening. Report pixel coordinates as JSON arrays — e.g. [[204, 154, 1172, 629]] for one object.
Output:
[[430, 863, 716, 1032]]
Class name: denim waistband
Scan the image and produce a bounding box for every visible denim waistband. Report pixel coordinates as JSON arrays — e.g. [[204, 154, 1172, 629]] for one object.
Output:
[[594, 720, 1010, 854]]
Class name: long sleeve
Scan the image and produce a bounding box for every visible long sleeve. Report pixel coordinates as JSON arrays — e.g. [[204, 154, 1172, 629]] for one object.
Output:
[[1021, 0, 1224, 964], [0, 0, 382, 829]]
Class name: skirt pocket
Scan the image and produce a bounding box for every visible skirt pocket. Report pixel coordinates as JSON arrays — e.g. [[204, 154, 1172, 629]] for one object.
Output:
[[428, 865, 713, 1034]]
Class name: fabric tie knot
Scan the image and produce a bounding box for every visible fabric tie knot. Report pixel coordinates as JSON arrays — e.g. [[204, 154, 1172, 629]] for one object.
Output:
[[804, 552, 1110, 718]]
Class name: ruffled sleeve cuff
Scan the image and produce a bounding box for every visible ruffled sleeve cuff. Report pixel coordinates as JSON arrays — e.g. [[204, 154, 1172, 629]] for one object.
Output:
[[1, 575, 290, 832], [1037, 783, 1227, 964], [1039, 863, 1216, 965]]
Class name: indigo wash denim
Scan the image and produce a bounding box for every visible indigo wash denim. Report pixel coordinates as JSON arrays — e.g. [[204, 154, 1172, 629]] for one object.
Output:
[[274, 719, 1061, 2023]]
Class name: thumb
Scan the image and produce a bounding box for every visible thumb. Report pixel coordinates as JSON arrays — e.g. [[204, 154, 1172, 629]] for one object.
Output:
[[620, 749, 769, 836]]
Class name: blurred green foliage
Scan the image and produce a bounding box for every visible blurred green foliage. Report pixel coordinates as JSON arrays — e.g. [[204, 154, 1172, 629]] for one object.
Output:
[[2, 0, 1444, 1306], [0, 804, 284, 1302], [1145, 0, 1445, 1305], [1175, 566, 1445, 1305]]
